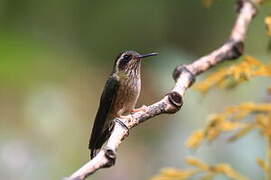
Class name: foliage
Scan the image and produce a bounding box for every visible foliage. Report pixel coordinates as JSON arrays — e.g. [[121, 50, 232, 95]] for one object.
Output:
[[150, 1, 271, 180], [186, 102, 271, 148], [151, 157, 250, 180], [194, 56, 271, 93], [152, 101, 271, 179]]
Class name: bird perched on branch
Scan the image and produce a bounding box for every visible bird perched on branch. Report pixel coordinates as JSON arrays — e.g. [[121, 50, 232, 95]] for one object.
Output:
[[88, 50, 157, 159]]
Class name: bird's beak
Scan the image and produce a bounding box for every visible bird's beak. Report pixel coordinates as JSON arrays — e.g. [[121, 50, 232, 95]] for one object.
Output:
[[138, 52, 158, 59]]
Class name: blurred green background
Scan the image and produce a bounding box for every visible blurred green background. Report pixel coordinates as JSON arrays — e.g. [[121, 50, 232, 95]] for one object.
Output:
[[0, 0, 270, 180]]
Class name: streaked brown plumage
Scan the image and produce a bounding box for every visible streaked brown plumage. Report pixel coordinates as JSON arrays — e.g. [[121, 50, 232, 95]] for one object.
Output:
[[88, 51, 157, 158]]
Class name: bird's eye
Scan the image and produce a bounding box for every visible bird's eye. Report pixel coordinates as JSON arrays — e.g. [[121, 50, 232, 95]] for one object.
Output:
[[117, 54, 132, 70], [123, 55, 132, 61]]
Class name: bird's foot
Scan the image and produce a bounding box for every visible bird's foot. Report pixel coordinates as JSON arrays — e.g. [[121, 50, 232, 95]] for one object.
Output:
[[132, 105, 148, 113], [114, 117, 130, 139], [114, 118, 129, 131], [102, 147, 116, 167]]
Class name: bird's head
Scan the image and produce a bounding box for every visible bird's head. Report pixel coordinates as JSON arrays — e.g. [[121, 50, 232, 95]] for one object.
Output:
[[113, 50, 157, 75]]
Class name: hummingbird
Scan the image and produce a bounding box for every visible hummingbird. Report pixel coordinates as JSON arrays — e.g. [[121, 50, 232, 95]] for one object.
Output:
[[88, 50, 158, 159]]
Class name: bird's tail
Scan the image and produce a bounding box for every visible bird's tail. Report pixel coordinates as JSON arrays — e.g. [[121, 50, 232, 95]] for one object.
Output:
[[89, 127, 112, 159]]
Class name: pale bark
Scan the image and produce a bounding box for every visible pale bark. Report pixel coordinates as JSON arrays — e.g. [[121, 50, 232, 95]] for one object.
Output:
[[65, 1, 257, 179]]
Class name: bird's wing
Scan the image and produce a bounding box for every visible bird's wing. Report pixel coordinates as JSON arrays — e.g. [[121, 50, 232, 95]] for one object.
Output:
[[88, 75, 119, 158]]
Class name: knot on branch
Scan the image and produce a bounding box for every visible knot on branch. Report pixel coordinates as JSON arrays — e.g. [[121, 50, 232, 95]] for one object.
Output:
[[167, 91, 183, 112], [219, 40, 244, 61], [228, 40, 244, 60], [172, 65, 195, 87], [102, 148, 116, 168], [235, 0, 244, 13]]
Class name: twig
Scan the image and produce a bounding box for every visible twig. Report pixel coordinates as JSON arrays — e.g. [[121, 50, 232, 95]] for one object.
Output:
[[64, 0, 257, 179]]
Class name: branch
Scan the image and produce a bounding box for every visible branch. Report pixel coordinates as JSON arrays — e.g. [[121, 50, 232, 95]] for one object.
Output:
[[64, 1, 257, 179]]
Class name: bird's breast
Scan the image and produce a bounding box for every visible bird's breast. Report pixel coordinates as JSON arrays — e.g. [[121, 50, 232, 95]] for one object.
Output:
[[112, 75, 141, 116]]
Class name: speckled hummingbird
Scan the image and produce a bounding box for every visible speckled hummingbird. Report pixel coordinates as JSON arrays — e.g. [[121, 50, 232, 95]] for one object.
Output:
[[88, 50, 158, 159]]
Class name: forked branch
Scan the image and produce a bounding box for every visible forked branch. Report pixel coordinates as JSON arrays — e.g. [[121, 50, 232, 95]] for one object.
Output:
[[65, 1, 257, 179]]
